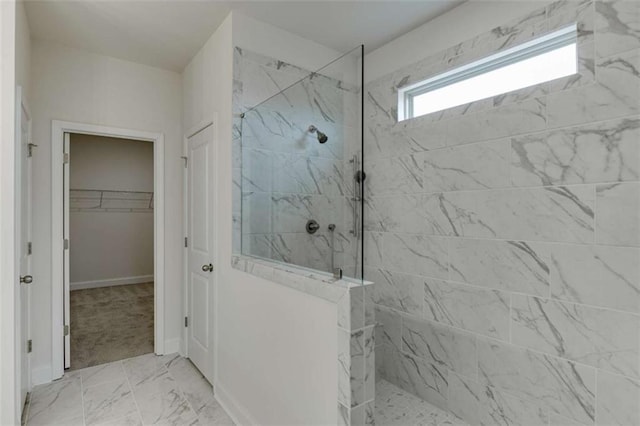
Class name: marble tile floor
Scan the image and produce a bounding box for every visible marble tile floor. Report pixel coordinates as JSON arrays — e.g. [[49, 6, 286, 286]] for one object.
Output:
[[70, 282, 154, 370], [375, 380, 469, 426], [23, 353, 234, 426]]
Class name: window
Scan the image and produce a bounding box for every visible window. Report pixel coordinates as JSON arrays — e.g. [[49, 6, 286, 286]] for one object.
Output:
[[398, 24, 578, 121]]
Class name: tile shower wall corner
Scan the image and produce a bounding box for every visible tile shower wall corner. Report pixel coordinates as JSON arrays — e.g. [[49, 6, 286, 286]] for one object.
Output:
[[366, 1, 640, 425], [338, 285, 376, 425]]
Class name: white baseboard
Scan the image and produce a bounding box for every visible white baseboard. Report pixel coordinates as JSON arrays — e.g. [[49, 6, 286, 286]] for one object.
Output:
[[31, 365, 53, 386], [163, 338, 181, 355], [215, 382, 257, 426], [70, 275, 154, 290]]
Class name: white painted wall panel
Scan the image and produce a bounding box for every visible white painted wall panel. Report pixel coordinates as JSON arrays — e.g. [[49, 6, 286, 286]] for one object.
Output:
[[30, 41, 182, 381]]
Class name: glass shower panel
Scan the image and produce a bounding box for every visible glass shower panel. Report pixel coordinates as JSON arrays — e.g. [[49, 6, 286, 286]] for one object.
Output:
[[239, 45, 364, 281]]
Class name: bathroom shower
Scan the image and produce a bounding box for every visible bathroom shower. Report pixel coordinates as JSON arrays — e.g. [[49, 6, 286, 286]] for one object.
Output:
[[237, 44, 364, 282], [308, 125, 328, 143]]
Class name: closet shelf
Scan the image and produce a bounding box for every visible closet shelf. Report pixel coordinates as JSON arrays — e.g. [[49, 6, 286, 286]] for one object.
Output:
[[70, 189, 154, 213]]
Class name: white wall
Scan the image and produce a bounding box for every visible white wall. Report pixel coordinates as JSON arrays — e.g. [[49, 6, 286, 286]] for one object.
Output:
[[365, 0, 542, 82], [16, 0, 30, 100], [232, 13, 341, 80], [30, 40, 182, 383], [70, 135, 154, 191], [69, 135, 154, 286], [1, 1, 31, 423], [0, 0, 18, 423], [183, 12, 339, 425]]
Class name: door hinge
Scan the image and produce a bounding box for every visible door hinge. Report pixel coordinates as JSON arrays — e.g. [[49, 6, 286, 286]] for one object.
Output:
[[184, 317, 188, 327], [28, 143, 37, 157], [184, 237, 188, 248], [27, 340, 32, 353], [64, 325, 69, 336], [27, 242, 32, 255], [63, 153, 69, 164], [64, 239, 69, 250], [181, 156, 188, 168]]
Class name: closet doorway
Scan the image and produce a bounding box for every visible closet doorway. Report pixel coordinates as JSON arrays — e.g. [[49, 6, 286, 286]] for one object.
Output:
[[69, 134, 154, 369], [51, 122, 165, 377]]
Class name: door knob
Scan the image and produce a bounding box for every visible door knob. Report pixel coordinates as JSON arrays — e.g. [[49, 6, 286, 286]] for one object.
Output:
[[202, 264, 213, 272], [20, 275, 33, 284]]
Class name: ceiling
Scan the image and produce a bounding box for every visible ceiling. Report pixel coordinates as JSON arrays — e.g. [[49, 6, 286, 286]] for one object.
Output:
[[24, 0, 464, 72]]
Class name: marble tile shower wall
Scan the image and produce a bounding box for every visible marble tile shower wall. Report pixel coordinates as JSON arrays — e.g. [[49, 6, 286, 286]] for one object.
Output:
[[364, 1, 640, 425], [232, 47, 361, 275]]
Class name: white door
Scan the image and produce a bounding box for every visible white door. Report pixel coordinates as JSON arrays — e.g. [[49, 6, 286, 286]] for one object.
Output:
[[186, 124, 214, 381], [16, 87, 32, 406], [63, 133, 71, 369]]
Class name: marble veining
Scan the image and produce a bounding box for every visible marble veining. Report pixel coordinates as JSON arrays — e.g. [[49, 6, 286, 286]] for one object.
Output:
[[548, 243, 640, 314], [547, 48, 640, 129], [511, 295, 640, 378], [25, 377, 83, 426], [449, 238, 551, 296], [511, 117, 640, 186], [380, 345, 449, 411], [83, 378, 138, 425], [25, 354, 234, 426], [381, 234, 448, 280], [595, 182, 640, 247], [448, 372, 549, 426], [421, 139, 511, 192], [424, 279, 511, 340], [375, 306, 402, 350], [477, 339, 596, 424], [595, 0, 640, 58], [401, 316, 477, 378], [366, 154, 424, 196], [369, 3, 640, 424], [596, 370, 640, 426], [429, 186, 595, 243], [365, 195, 429, 234], [368, 267, 425, 316]]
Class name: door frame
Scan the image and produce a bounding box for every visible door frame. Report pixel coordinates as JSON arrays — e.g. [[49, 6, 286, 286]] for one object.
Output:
[[16, 86, 32, 404], [182, 118, 213, 367], [51, 120, 165, 379]]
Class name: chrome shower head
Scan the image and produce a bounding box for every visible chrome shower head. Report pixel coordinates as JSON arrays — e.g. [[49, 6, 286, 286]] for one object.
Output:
[[308, 125, 328, 144]]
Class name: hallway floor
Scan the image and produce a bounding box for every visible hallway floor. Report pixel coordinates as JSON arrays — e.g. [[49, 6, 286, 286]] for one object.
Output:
[[375, 380, 468, 426], [24, 353, 234, 426], [70, 282, 154, 370]]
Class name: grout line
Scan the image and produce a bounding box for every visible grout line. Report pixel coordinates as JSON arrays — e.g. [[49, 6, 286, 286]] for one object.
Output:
[[80, 375, 86, 426], [375, 300, 637, 382], [122, 360, 144, 425], [593, 183, 598, 245], [594, 367, 599, 424], [165, 356, 219, 422], [365, 169, 640, 197], [365, 180, 620, 198], [508, 293, 513, 345], [364, 103, 636, 163], [360, 229, 640, 250], [170, 362, 205, 421], [474, 333, 479, 382], [371, 264, 640, 318]]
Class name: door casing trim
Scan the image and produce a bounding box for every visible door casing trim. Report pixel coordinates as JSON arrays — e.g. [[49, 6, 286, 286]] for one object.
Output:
[[51, 120, 165, 379]]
